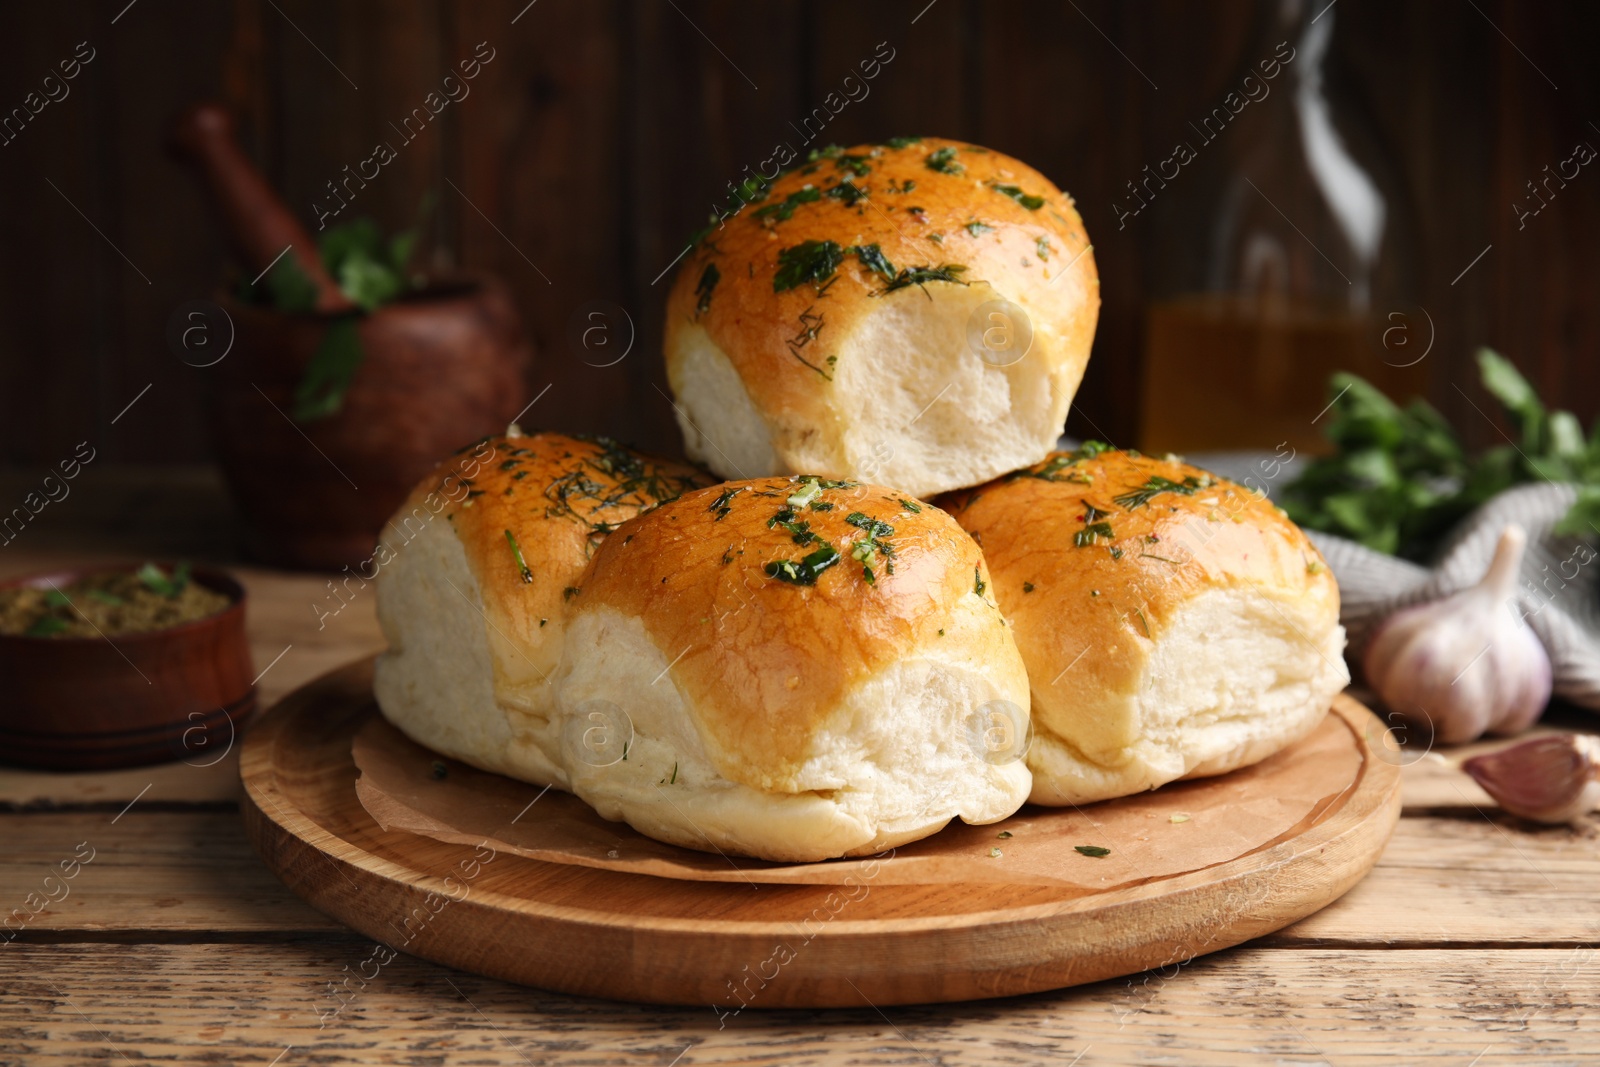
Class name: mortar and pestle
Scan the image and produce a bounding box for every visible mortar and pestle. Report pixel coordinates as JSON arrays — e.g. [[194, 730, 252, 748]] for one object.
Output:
[[170, 103, 531, 570]]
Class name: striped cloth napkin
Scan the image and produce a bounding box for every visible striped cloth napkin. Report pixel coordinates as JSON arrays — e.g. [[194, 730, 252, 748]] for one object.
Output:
[[1306, 483, 1600, 711]]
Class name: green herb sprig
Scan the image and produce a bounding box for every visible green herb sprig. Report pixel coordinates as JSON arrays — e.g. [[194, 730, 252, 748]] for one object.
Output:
[[1283, 350, 1600, 559]]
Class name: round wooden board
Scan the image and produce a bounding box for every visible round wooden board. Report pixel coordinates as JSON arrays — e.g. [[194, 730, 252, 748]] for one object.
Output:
[[241, 658, 1401, 1009]]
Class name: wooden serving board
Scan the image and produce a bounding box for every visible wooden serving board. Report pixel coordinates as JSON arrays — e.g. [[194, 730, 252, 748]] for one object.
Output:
[[240, 659, 1401, 1008]]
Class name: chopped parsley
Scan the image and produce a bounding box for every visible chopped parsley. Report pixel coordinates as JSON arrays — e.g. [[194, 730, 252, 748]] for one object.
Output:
[[504, 530, 533, 583], [991, 182, 1046, 210], [1074, 522, 1115, 547], [845, 511, 896, 583], [825, 181, 869, 207], [898, 498, 922, 513], [694, 262, 720, 314], [974, 567, 986, 596], [965, 220, 993, 236], [768, 505, 817, 545], [876, 264, 969, 296], [1036, 236, 1051, 261], [765, 543, 841, 585], [754, 185, 822, 222], [1074, 845, 1111, 858], [708, 486, 745, 520], [774, 240, 846, 292], [1113, 474, 1212, 511], [925, 146, 963, 174], [1023, 582, 1035, 593], [852, 243, 896, 281], [883, 136, 921, 148], [137, 562, 191, 598]]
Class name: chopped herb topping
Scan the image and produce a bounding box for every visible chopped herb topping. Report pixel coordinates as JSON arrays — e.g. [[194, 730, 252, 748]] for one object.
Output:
[[504, 530, 533, 584], [876, 264, 969, 297], [898, 498, 922, 513], [1016, 441, 1112, 483], [541, 437, 702, 553], [825, 181, 869, 208], [765, 544, 842, 585], [695, 262, 720, 314], [1074, 845, 1111, 858], [563, 586, 581, 600], [852, 243, 897, 281], [992, 182, 1047, 210], [1075, 522, 1115, 547], [768, 506, 817, 545], [965, 220, 993, 236], [925, 146, 963, 174], [1036, 236, 1051, 261], [1023, 582, 1035, 593], [708, 486, 746, 520], [998, 830, 1013, 839], [845, 511, 897, 582], [989, 847, 1003, 858], [1113, 474, 1212, 511], [137, 562, 191, 598], [974, 567, 987, 596], [774, 240, 846, 292], [883, 136, 921, 148], [26, 616, 69, 637], [754, 185, 823, 222]]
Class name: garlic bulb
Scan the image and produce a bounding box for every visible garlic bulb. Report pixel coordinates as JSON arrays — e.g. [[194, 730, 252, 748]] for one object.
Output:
[[1363, 525, 1551, 745], [1462, 734, 1600, 824]]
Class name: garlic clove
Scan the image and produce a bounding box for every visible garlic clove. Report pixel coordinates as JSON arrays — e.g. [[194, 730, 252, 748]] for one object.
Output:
[[1362, 525, 1553, 746], [1461, 734, 1600, 824]]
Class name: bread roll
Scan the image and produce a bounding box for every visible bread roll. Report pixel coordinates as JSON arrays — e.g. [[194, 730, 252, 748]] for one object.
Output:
[[664, 137, 1099, 499], [940, 446, 1348, 805], [554, 475, 1032, 861], [373, 432, 711, 786]]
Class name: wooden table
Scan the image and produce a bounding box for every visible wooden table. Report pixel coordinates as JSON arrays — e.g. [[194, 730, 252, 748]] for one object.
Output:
[[3, 468, 1599, 1065]]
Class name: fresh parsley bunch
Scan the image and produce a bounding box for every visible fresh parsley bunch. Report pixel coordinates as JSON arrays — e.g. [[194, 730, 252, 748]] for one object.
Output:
[[1282, 349, 1600, 560], [241, 213, 425, 421]]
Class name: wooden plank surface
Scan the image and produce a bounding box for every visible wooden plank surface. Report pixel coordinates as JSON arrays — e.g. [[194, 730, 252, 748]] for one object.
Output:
[[3, 472, 1600, 1062], [3, 944, 1598, 1065], [5, 810, 1596, 947]]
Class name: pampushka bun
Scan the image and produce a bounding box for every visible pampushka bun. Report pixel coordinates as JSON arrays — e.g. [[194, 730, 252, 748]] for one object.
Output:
[[664, 137, 1099, 498], [940, 445, 1349, 805], [553, 474, 1032, 861]]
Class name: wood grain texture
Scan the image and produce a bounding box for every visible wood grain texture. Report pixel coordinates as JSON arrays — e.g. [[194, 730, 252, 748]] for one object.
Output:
[[3, 943, 1599, 1065], [7, 810, 1597, 947], [236, 659, 1399, 1007], [5, 2, 1600, 464]]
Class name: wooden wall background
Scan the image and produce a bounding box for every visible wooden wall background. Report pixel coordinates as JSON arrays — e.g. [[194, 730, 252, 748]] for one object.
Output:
[[1, 0, 1597, 464]]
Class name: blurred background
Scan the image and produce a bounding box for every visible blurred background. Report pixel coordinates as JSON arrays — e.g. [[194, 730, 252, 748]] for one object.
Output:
[[2, 0, 1596, 474]]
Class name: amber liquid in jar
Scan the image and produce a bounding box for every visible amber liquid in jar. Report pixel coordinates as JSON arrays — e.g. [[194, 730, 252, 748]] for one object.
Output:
[[1139, 293, 1426, 456]]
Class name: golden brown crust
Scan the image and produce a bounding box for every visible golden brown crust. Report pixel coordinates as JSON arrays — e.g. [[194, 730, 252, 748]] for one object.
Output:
[[571, 475, 1004, 789], [937, 448, 1340, 710], [388, 432, 712, 661], [663, 137, 1098, 463]]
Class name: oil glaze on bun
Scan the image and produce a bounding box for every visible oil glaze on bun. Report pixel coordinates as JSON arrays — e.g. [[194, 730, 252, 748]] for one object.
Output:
[[940, 446, 1349, 805], [664, 137, 1099, 498], [555, 475, 1032, 862], [373, 432, 711, 788]]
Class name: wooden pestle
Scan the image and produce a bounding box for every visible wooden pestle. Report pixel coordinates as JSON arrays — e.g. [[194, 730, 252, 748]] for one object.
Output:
[[169, 102, 351, 311]]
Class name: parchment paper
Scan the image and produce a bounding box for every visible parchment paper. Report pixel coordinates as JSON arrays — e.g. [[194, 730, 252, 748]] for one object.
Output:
[[353, 709, 1359, 890]]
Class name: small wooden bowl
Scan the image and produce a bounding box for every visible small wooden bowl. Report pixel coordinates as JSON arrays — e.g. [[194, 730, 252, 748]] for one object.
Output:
[[0, 565, 255, 771]]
